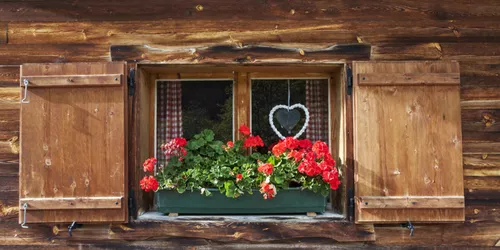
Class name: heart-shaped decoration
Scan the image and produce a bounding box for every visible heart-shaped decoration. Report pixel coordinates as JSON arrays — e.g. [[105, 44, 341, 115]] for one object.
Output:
[[276, 108, 301, 134], [269, 104, 310, 140]]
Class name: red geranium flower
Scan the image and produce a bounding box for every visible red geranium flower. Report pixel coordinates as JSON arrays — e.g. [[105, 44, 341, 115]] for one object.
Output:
[[287, 150, 304, 162], [236, 173, 243, 183], [244, 135, 264, 148], [260, 181, 277, 199], [173, 137, 187, 147], [258, 162, 274, 175], [143, 157, 157, 172], [272, 141, 286, 157], [239, 124, 251, 136], [329, 178, 341, 190], [140, 175, 159, 192], [312, 141, 329, 158], [297, 156, 322, 177], [319, 154, 336, 171], [283, 137, 299, 150], [298, 139, 313, 149]]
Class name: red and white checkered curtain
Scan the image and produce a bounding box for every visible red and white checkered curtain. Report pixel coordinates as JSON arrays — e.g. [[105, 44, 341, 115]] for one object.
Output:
[[157, 81, 183, 163], [305, 80, 329, 142]]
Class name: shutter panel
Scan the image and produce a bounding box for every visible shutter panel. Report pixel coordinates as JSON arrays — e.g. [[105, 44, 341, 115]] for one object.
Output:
[[353, 61, 464, 223], [19, 62, 128, 223]]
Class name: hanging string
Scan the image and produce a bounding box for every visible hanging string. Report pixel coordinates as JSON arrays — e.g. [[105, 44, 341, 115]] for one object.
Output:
[[287, 79, 291, 108]]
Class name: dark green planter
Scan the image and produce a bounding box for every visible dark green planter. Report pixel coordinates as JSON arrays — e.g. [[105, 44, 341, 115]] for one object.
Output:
[[155, 188, 326, 215]]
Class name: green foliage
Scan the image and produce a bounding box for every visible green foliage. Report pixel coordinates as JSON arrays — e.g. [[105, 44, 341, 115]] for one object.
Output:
[[155, 129, 336, 199]]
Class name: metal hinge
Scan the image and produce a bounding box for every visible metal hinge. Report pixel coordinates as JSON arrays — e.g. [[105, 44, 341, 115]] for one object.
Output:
[[348, 188, 354, 221], [128, 68, 135, 96], [346, 64, 353, 96], [128, 188, 136, 219]]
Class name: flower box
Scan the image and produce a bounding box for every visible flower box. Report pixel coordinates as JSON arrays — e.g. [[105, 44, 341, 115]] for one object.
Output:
[[155, 188, 326, 214]]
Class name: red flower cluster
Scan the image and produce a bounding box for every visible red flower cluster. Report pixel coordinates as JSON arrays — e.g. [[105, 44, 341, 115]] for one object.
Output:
[[238, 124, 265, 148], [271, 137, 340, 190], [143, 157, 157, 172], [236, 173, 243, 183], [244, 135, 264, 148], [161, 137, 188, 160], [272, 137, 313, 157], [322, 168, 340, 190], [140, 175, 159, 192], [239, 124, 251, 136], [257, 162, 274, 175], [260, 181, 277, 199]]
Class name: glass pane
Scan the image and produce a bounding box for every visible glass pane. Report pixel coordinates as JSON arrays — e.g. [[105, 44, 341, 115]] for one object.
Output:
[[157, 80, 233, 145], [251, 79, 329, 150]]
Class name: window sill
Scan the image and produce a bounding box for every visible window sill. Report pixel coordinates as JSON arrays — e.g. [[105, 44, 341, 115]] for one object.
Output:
[[137, 211, 345, 222]]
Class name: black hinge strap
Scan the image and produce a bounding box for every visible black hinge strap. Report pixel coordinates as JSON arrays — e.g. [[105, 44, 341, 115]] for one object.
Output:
[[128, 68, 136, 96], [348, 188, 354, 221], [346, 64, 353, 96]]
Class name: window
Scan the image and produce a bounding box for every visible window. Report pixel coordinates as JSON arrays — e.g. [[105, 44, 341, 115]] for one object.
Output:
[[155, 80, 233, 162], [251, 78, 330, 150], [138, 66, 346, 219]]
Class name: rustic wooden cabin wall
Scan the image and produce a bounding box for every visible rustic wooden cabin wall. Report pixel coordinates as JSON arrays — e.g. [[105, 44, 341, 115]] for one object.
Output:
[[0, 0, 499, 249]]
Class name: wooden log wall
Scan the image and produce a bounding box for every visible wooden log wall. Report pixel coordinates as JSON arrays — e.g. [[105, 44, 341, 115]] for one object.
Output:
[[0, 0, 499, 248]]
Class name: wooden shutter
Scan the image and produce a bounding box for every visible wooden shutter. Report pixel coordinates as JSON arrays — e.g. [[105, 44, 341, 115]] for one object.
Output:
[[353, 61, 464, 223], [19, 62, 128, 223]]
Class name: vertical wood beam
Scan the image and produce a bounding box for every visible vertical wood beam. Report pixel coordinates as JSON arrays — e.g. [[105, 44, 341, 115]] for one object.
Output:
[[235, 72, 250, 140]]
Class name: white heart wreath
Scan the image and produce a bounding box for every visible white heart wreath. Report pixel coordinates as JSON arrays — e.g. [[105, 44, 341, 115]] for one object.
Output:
[[269, 103, 310, 140]]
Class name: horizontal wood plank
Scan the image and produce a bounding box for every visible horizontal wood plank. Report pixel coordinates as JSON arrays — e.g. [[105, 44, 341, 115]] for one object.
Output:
[[357, 196, 465, 209], [1, 0, 500, 22], [20, 197, 123, 210], [0, 67, 20, 87], [0, 44, 110, 65], [22, 74, 122, 87], [111, 44, 371, 63], [357, 73, 460, 86]]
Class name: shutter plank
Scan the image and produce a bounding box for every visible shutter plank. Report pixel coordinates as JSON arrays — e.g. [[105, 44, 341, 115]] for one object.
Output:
[[353, 61, 464, 223], [357, 196, 464, 209], [22, 74, 122, 87], [20, 62, 128, 224], [357, 73, 460, 86], [20, 197, 123, 210]]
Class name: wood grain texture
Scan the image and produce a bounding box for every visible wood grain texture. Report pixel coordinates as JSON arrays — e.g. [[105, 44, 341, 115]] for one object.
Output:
[[20, 197, 123, 210], [0, 0, 500, 22], [235, 72, 249, 140], [357, 196, 464, 209], [353, 61, 464, 223], [111, 44, 371, 63], [0, 66, 20, 87], [0, 44, 109, 65], [19, 62, 128, 223], [22, 74, 122, 87], [357, 73, 460, 86]]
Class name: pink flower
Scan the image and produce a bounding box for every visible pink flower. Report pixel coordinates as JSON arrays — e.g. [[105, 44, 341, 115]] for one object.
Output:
[[260, 181, 277, 199]]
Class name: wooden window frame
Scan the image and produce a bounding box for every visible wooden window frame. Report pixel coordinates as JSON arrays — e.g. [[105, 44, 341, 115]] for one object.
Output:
[[130, 64, 350, 221]]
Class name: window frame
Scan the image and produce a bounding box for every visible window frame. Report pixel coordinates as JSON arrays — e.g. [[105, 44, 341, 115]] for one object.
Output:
[[132, 64, 349, 221]]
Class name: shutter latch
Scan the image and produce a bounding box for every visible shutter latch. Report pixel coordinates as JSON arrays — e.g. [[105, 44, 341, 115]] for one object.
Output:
[[21, 79, 30, 104], [68, 221, 78, 236], [346, 64, 353, 96], [402, 220, 415, 237], [21, 203, 28, 228]]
